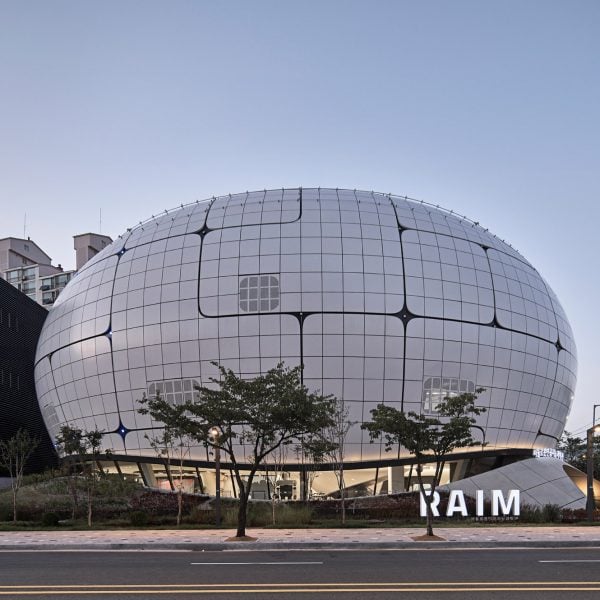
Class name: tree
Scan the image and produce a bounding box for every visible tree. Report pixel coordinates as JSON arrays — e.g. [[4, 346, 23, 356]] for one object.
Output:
[[305, 398, 353, 524], [138, 392, 192, 526], [0, 429, 39, 522], [268, 439, 292, 525], [181, 362, 336, 538], [55, 425, 105, 527], [362, 390, 486, 537], [558, 431, 600, 479], [293, 438, 324, 501]]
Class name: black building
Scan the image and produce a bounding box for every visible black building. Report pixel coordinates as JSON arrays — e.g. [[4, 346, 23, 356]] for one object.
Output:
[[0, 277, 57, 474]]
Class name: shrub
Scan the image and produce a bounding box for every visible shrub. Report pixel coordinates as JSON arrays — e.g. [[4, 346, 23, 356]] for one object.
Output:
[[187, 506, 216, 525], [129, 510, 149, 526], [41, 512, 60, 527], [518, 504, 545, 523], [542, 504, 562, 523], [0, 507, 12, 522], [561, 508, 587, 523], [247, 502, 272, 526], [95, 475, 143, 497], [274, 503, 313, 526], [129, 489, 209, 516]]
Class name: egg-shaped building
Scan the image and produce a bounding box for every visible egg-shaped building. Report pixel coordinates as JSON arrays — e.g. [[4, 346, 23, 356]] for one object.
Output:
[[34, 188, 577, 495]]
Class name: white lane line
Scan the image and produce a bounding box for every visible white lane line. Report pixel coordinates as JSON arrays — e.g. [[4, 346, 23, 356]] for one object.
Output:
[[539, 560, 600, 563], [191, 561, 323, 565]]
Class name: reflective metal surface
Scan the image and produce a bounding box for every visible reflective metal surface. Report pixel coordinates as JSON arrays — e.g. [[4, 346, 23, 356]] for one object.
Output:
[[34, 189, 577, 461]]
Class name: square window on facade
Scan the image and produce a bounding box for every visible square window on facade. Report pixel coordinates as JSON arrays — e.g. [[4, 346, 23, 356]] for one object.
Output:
[[239, 274, 280, 313]]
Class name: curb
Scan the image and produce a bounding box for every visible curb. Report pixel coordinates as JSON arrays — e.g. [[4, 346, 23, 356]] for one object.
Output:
[[2, 541, 600, 551]]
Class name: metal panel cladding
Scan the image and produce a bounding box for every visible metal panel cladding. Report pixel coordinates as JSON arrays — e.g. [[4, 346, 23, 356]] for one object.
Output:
[[34, 189, 577, 462]]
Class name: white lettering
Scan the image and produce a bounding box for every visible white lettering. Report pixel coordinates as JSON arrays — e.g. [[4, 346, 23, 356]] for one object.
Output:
[[446, 490, 468, 516], [491, 489, 520, 516], [419, 491, 440, 517], [533, 448, 564, 460], [419, 489, 521, 518], [476, 489, 484, 516]]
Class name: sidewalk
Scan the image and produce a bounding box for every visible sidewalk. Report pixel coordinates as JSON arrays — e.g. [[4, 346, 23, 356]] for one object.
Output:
[[1, 526, 600, 551]]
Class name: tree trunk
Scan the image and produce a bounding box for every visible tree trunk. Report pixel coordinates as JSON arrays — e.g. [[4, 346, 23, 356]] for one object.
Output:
[[235, 470, 257, 538], [340, 466, 346, 525], [68, 474, 78, 519], [87, 467, 96, 528], [426, 502, 434, 537], [417, 470, 435, 537], [236, 492, 249, 538], [177, 489, 183, 527], [12, 489, 17, 523]]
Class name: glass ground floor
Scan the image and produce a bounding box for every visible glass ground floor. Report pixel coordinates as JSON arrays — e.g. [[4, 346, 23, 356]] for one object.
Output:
[[93, 449, 532, 500]]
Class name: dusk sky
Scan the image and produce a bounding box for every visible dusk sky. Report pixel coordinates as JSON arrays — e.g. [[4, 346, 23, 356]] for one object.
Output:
[[1, 1, 598, 436]]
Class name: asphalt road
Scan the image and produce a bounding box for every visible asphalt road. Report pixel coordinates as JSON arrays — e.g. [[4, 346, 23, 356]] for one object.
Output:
[[1, 548, 600, 598]]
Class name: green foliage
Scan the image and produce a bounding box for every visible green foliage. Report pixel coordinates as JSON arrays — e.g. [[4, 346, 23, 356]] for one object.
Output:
[[138, 391, 193, 526], [558, 431, 600, 479], [138, 391, 191, 461], [272, 504, 314, 526], [362, 390, 486, 462], [0, 474, 139, 524], [129, 510, 149, 526], [362, 389, 486, 536], [215, 502, 314, 527], [140, 361, 337, 537], [0, 428, 39, 522], [561, 508, 594, 523], [542, 504, 562, 523], [513, 504, 561, 524], [95, 474, 143, 497], [41, 512, 60, 527], [302, 398, 350, 523], [22, 470, 60, 487], [187, 505, 217, 525], [55, 425, 108, 527], [129, 489, 208, 516], [0, 429, 39, 475], [182, 362, 336, 458], [55, 426, 104, 462]]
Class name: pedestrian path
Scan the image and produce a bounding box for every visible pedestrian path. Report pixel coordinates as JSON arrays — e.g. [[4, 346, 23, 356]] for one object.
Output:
[[1, 526, 600, 550]]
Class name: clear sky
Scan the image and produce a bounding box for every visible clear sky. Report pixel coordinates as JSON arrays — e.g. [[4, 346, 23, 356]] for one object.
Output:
[[1, 1, 598, 437]]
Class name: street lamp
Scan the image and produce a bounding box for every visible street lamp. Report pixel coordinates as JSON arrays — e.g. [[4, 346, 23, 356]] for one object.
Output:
[[209, 426, 222, 527], [586, 423, 600, 521]]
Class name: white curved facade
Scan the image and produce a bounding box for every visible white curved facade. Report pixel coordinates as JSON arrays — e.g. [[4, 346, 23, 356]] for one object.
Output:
[[34, 188, 577, 463]]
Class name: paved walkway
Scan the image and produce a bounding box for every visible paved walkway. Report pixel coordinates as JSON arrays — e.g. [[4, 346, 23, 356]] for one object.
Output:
[[1, 526, 600, 550]]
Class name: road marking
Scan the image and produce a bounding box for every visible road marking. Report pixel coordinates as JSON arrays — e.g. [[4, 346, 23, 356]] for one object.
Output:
[[540, 559, 600, 563], [1, 585, 600, 595], [190, 561, 323, 565], [3, 581, 600, 588], [1, 582, 600, 590]]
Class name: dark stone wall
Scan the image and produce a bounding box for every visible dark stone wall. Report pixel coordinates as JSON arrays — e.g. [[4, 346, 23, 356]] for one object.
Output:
[[0, 278, 57, 474]]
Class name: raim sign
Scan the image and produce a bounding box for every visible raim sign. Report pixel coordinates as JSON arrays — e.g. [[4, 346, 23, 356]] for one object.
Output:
[[420, 489, 520, 517]]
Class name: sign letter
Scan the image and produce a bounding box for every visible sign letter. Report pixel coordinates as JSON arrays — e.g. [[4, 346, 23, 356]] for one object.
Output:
[[476, 489, 485, 516], [491, 489, 520, 516], [420, 490, 441, 517], [446, 490, 468, 517]]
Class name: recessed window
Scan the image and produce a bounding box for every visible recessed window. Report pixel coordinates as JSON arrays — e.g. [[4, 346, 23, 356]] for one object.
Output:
[[41, 403, 61, 440], [147, 378, 200, 406], [422, 377, 475, 414], [239, 274, 279, 312]]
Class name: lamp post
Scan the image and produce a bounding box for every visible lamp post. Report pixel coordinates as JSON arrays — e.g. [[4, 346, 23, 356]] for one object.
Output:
[[586, 424, 600, 521], [209, 426, 222, 527]]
